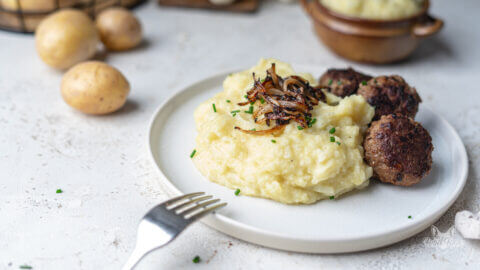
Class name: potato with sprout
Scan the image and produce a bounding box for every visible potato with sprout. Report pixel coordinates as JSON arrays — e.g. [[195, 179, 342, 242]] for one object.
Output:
[[96, 7, 143, 51], [61, 61, 130, 115], [35, 9, 99, 69]]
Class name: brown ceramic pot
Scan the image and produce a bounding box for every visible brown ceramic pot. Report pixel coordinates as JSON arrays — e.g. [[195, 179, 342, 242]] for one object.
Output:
[[300, 0, 444, 64]]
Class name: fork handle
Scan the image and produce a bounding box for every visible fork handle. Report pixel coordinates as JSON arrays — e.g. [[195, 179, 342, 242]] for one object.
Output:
[[122, 245, 153, 270]]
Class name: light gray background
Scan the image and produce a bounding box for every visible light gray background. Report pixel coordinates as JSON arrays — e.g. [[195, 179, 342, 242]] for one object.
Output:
[[0, 0, 479, 269]]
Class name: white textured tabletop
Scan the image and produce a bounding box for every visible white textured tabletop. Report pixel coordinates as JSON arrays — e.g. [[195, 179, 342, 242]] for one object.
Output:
[[1, 1, 479, 269]]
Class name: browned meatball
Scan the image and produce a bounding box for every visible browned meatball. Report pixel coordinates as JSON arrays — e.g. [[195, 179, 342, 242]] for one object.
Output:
[[319, 68, 372, 97], [364, 114, 433, 186], [358, 75, 421, 120]]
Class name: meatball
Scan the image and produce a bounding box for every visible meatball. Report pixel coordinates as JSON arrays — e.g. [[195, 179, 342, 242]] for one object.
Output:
[[364, 114, 433, 186], [319, 68, 372, 97], [357, 75, 421, 120]]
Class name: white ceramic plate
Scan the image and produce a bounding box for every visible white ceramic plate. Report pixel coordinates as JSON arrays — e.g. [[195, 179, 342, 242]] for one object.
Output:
[[148, 67, 468, 253]]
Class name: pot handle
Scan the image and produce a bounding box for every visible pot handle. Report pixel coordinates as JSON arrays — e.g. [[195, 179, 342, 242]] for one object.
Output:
[[413, 14, 444, 38], [299, 0, 313, 17]]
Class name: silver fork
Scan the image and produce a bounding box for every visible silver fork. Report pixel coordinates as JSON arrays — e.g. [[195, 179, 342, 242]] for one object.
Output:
[[122, 192, 227, 270]]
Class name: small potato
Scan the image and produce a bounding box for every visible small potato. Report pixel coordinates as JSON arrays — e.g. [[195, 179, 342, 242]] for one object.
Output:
[[1, 0, 55, 11], [35, 9, 99, 69], [96, 7, 142, 51], [61, 61, 130, 115]]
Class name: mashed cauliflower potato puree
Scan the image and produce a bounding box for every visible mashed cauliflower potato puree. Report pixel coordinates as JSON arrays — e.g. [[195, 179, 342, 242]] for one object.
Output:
[[193, 59, 374, 204], [321, 0, 424, 20]]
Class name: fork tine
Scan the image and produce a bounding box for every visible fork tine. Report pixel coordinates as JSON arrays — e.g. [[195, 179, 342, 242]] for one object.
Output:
[[162, 192, 205, 207], [186, 202, 227, 220], [182, 199, 220, 217], [188, 202, 227, 220], [171, 195, 213, 212]]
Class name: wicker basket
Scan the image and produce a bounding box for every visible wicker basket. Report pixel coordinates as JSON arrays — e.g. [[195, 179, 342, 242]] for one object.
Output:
[[0, 0, 145, 33]]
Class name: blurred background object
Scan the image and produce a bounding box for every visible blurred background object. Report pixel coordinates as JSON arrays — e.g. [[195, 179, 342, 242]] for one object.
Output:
[[0, 0, 145, 33], [301, 0, 443, 64]]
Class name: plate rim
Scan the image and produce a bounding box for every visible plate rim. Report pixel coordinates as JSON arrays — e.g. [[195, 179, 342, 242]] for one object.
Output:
[[147, 69, 469, 253]]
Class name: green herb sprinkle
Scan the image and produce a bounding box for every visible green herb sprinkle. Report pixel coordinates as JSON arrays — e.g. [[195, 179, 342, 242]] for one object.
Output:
[[361, 80, 367, 86], [271, 139, 276, 143], [56, 189, 63, 194], [212, 103, 217, 113], [297, 126, 304, 130], [329, 196, 335, 200], [19, 266, 32, 270], [329, 127, 336, 134], [330, 136, 335, 142], [190, 149, 196, 158], [235, 189, 241, 196], [192, 256, 201, 263], [328, 79, 333, 85]]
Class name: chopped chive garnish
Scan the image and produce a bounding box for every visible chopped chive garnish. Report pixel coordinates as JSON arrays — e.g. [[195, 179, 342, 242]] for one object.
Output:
[[235, 189, 241, 196], [244, 106, 253, 114], [408, 215, 412, 219], [308, 118, 317, 128], [330, 136, 335, 142], [329, 196, 335, 200], [56, 189, 63, 194], [212, 103, 217, 113], [328, 79, 333, 85], [190, 149, 196, 158], [251, 128, 256, 131], [336, 142, 341, 145], [329, 127, 336, 134], [260, 98, 265, 104], [19, 266, 32, 270], [192, 256, 201, 263], [297, 126, 304, 130], [271, 139, 276, 143], [231, 110, 240, 117], [244, 95, 248, 99], [226, 100, 231, 103], [361, 80, 367, 85], [337, 80, 342, 85]]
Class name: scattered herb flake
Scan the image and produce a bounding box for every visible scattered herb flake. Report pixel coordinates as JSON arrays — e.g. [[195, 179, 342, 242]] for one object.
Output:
[[190, 149, 197, 158], [231, 110, 240, 117], [297, 126, 304, 130], [244, 106, 254, 114], [328, 79, 333, 85], [330, 136, 335, 142], [212, 103, 217, 113], [251, 128, 256, 131], [361, 80, 367, 86], [244, 95, 248, 99], [336, 142, 341, 145], [408, 215, 412, 219], [308, 118, 317, 128], [192, 256, 201, 263], [329, 196, 335, 200], [56, 189, 63, 194], [260, 97, 265, 104], [235, 189, 241, 196], [19, 266, 32, 270], [226, 100, 231, 103], [271, 139, 276, 143], [329, 127, 336, 134]]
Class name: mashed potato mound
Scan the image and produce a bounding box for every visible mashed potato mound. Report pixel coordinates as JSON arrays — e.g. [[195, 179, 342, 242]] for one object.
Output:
[[321, 0, 424, 20], [193, 59, 374, 204]]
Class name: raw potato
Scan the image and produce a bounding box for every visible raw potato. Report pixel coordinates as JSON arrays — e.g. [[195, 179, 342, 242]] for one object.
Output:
[[35, 9, 99, 69], [61, 61, 130, 115], [96, 7, 142, 51], [1, 0, 55, 11]]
